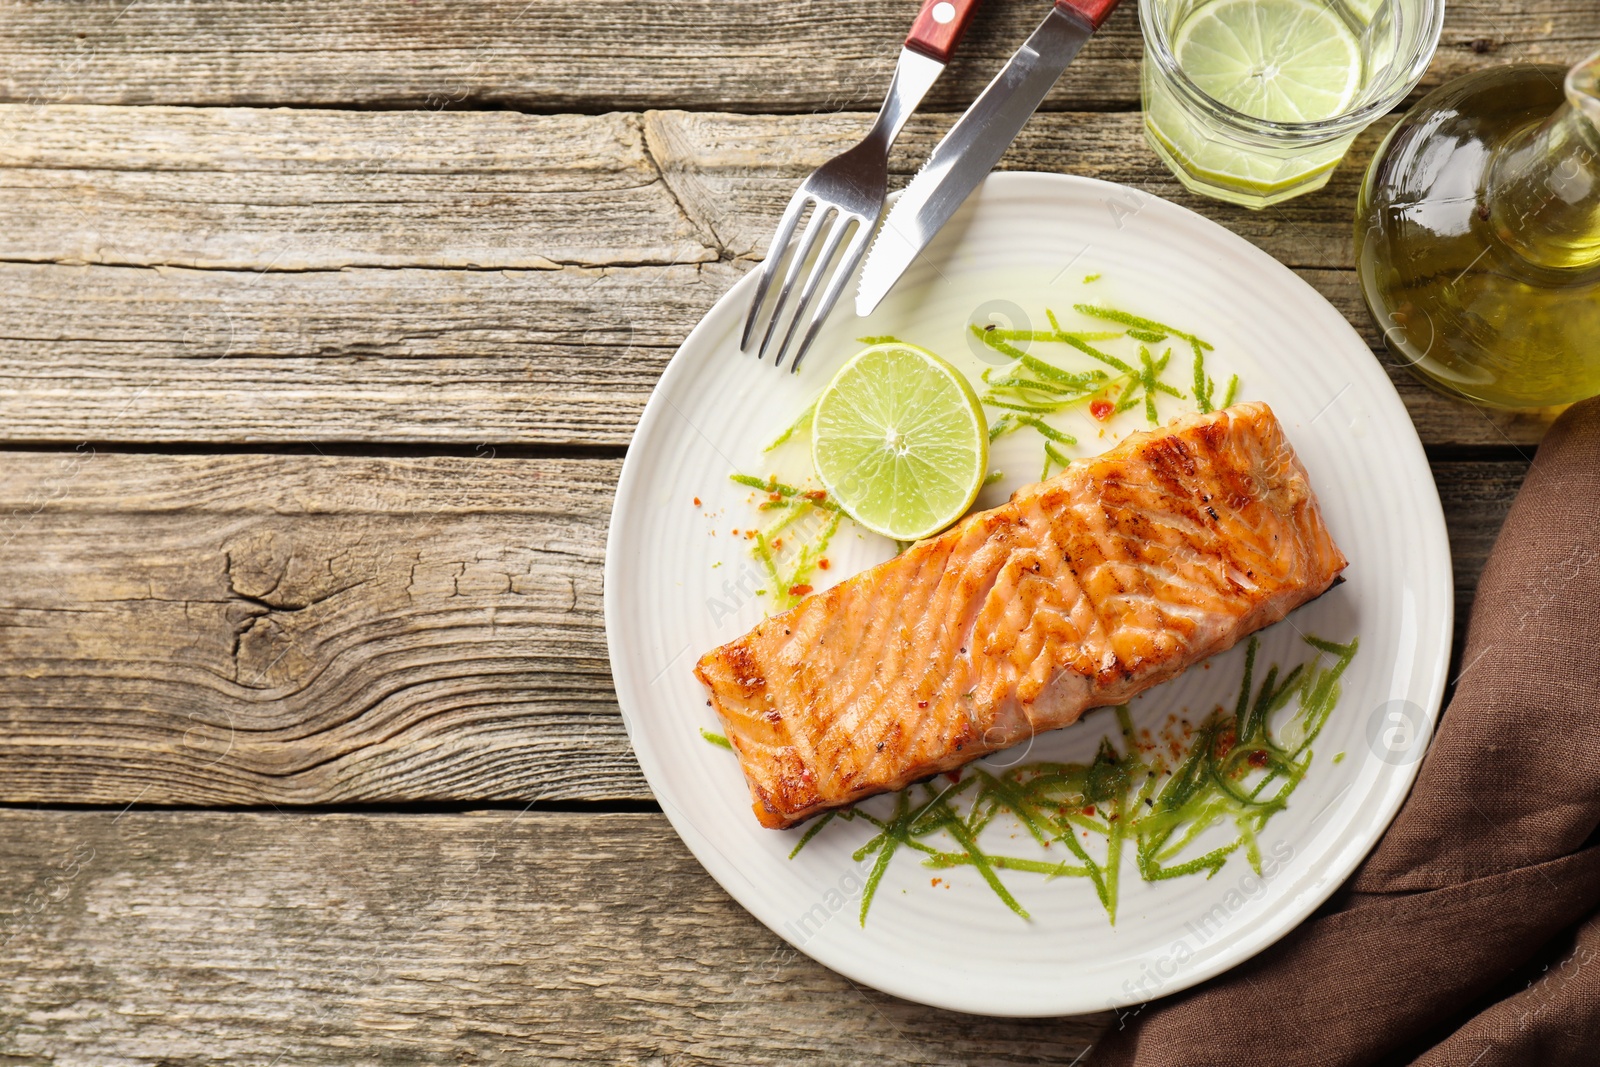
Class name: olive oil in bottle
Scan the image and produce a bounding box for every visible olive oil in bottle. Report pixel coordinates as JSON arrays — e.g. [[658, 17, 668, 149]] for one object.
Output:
[[1355, 51, 1600, 409]]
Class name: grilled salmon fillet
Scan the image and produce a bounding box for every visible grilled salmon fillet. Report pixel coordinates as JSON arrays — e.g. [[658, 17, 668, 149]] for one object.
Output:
[[695, 402, 1347, 829]]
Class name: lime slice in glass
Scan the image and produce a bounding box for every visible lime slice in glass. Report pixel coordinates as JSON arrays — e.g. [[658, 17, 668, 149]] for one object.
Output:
[[1145, 0, 1364, 199], [811, 343, 988, 542], [1175, 0, 1364, 123]]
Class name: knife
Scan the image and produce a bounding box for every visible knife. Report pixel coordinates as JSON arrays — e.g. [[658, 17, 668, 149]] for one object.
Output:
[[855, 0, 1122, 316]]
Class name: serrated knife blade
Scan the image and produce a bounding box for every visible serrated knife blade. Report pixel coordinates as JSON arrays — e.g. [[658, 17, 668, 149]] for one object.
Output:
[[856, 0, 1121, 317]]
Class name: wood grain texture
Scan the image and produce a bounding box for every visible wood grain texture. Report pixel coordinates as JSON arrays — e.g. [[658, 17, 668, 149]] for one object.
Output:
[[0, 104, 1544, 271], [0, 107, 714, 270], [0, 0, 1591, 113], [1, 103, 1362, 269], [0, 808, 1110, 1063], [0, 105, 1557, 447], [0, 451, 1524, 806], [0, 451, 640, 805], [1436, 459, 1524, 634], [0, 260, 701, 446]]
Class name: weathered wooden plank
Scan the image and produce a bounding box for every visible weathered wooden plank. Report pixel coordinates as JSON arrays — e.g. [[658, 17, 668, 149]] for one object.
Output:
[[0, 260, 696, 446], [0, 0, 1590, 113], [0, 452, 1524, 806], [0, 104, 1556, 447], [1435, 458, 1524, 632], [0, 808, 1111, 1063], [0, 104, 1361, 270], [0, 107, 713, 270], [0, 451, 639, 805], [0, 104, 1507, 273]]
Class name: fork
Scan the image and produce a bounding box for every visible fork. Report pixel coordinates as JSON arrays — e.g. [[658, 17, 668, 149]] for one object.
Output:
[[740, 0, 983, 372]]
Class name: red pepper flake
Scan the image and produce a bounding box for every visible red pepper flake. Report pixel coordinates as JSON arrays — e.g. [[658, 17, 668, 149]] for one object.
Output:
[[692, 496, 701, 507], [1247, 749, 1271, 768], [946, 770, 962, 784], [1090, 398, 1115, 421], [1082, 805, 1096, 817], [803, 490, 828, 502], [817, 558, 830, 571], [931, 877, 942, 888], [768, 492, 783, 504], [771, 538, 783, 550], [788, 583, 813, 597], [1215, 728, 1237, 759], [917, 700, 928, 709], [731, 528, 740, 536]]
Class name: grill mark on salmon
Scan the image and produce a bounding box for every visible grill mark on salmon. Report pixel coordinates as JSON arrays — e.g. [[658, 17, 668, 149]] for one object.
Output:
[[695, 403, 1348, 829]]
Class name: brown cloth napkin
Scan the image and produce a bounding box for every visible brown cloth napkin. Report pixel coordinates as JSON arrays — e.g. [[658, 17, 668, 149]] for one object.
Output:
[[1089, 397, 1600, 1067]]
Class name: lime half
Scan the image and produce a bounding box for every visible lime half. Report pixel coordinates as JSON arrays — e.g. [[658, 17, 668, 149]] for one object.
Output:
[[811, 343, 988, 542]]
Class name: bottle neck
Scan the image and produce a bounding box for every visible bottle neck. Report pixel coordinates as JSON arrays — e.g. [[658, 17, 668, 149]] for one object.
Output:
[[1487, 97, 1600, 272]]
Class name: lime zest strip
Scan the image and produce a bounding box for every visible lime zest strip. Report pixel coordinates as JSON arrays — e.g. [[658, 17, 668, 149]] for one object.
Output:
[[1073, 304, 1215, 352], [1222, 374, 1241, 408], [969, 323, 1029, 362], [1041, 441, 1073, 481], [1016, 416, 1076, 445], [764, 400, 816, 452], [730, 472, 840, 511], [1194, 345, 1216, 413]]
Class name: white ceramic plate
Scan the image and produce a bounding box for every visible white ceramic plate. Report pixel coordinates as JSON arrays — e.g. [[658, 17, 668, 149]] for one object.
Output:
[[604, 173, 1451, 1017]]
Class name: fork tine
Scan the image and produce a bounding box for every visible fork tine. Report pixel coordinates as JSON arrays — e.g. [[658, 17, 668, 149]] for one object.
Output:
[[741, 188, 811, 352], [756, 205, 836, 363], [789, 219, 873, 374], [771, 214, 856, 371]]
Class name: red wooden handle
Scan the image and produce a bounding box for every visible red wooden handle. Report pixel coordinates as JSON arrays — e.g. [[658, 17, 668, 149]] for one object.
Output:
[[904, 0, 983, 64], [1055, 0, 1121, 30]]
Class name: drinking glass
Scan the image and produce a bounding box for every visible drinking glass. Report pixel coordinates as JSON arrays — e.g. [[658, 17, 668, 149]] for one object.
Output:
[[1139, 0, 1444, 208]]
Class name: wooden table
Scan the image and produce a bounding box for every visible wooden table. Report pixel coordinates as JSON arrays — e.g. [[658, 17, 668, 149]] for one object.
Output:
[[0, 1, 1592, 1060]]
